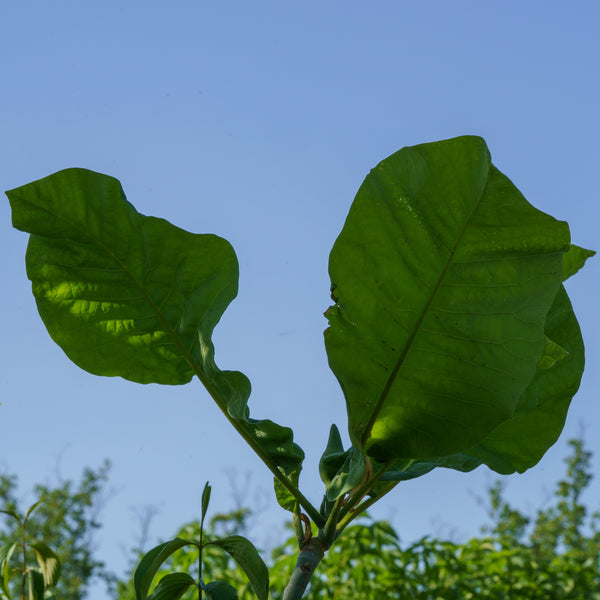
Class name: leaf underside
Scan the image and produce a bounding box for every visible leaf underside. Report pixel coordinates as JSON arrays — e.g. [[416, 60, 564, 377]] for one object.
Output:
[[7, 169, 304, 476], [325, 135, 585, 470]]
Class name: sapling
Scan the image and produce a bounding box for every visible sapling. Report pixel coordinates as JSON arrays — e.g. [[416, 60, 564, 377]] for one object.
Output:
[[6, 136, 593, 599]]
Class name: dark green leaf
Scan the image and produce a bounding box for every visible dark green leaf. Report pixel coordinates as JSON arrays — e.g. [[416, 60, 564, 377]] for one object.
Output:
[[274, 466, 301, 513], [325, 136, 571, 460], [202, 580, 239, 600], [134, 538, 198, 600], [319, 425, 365, 501], [319, 424, 345, 486], [205, 535, 268, 600], [30, 542, 60, 587], [201, 482, 212, 522], [7, 168, 304, 476], [147, 573, 195, 600], [26, 569, 45, 600]]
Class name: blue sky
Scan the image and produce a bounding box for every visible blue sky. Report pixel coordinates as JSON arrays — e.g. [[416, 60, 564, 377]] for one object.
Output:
[[1, 1, 599, 597]]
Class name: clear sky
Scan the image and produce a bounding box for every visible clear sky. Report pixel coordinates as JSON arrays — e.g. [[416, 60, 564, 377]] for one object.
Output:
[[1, 2, 599, 598]]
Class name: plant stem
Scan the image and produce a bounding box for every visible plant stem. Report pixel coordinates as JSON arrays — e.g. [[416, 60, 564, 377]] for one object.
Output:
[[337, 479, 400, 533], [282, 538, 325, 600], [196, 380, 325, 527], [21, 522, 26, 600]]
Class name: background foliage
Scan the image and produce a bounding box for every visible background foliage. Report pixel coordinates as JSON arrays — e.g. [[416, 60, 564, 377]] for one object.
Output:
[[0, 462, 114, 599], [111, 438, 598, 599]]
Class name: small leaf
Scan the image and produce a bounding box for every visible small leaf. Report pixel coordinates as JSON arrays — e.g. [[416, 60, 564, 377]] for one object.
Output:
[[562, 244, 595, 281], [147, 573, 195, 600], [23, 499, 44, 524], [536, 336, 568, 371], [30, 542, 61, 587], [319, 425, 345, 486], [134, 538, 198, 600], [205, 536, 268, 600], [201, 482, 212, 521], [202, 580, 239, 600], [319, 425, 366, 501], [0, 510, 21, 525]]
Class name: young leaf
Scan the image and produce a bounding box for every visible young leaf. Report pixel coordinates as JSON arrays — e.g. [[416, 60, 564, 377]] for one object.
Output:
[[146, 573, 195, 600], [0, 510, 21, 526], [319, 425, 366, 501], [205, 535, 268, 600], [30, 542, 61, 587], [325, 135, 571, 461], [562, 244, 595, 281], [134, 538, 198, 600], [201, 482, 212, 522], [6, 168, 304, 477], [23, 500, 44, 524]]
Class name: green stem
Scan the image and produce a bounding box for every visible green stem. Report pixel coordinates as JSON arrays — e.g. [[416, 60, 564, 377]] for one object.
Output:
[[122, 263, 323, 528], [335, 458, 394, 528], [282, 538, 325, 600], [20, 523, 26, 600], [337, 479, 400, 533], [196, 380, 324, 527]]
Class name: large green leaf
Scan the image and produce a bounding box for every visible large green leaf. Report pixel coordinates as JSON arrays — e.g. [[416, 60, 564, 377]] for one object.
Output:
[[7, 169, 303, 475], [325, 136, 571, 461]]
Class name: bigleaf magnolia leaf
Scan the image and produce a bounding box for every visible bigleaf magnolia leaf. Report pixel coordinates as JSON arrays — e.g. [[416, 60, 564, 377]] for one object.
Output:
[[7, 168, 303, 474], [325, 136, 577, 461]]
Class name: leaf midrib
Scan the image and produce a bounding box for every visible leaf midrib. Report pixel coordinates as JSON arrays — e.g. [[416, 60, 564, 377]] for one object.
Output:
[[360, 177, 489, 448]]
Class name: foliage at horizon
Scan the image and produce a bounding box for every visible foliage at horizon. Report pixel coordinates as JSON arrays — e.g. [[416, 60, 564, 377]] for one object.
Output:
[[0, 462, 113, 599]]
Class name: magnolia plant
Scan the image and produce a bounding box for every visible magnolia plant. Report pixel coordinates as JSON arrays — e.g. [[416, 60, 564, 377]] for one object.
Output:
[[6, 136, 593, 599]]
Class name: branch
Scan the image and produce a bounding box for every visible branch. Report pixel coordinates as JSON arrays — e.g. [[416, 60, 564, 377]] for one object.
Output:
[[282, 538, 325, 600]]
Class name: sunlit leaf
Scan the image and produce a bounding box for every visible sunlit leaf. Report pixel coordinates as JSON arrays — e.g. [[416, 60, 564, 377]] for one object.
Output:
[[7, 169, 304, 476], [30, 542, 61, 587], [326, 136, 572, 461]]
